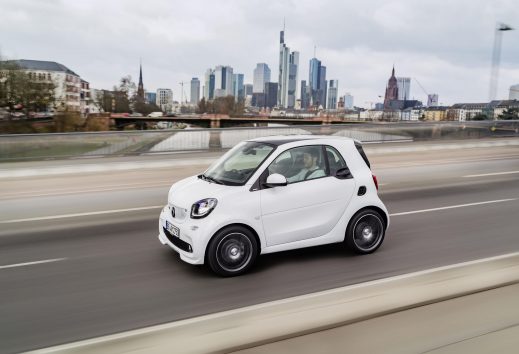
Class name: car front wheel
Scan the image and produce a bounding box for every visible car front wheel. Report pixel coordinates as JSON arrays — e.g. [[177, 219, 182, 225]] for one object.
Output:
[[345, 209, 386, 254], [206, 226, 258, 277]]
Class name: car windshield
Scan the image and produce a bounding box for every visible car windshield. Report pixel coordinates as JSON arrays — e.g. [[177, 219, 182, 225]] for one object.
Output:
[[202, 141, 274, 186]]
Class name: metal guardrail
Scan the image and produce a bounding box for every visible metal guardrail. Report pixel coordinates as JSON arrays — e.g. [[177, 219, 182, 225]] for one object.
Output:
[[0, 121, 518, 162]]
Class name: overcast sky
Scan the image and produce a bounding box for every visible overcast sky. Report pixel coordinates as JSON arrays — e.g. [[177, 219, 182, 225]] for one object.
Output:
[[1, 0, 518, 107]]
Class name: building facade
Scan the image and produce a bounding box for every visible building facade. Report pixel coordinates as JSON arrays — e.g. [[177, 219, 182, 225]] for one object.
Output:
[[510, 84, 519, 100], [309, 58, 327, 108], [214, 65, 234, 98], [204, 69, 215, 100], [146, 92, 156, 105], [396, 77, 410, 100], [343, 93, 354, 109], [427, 94, 439, 107], [300, 80, 310, 109], [423, 107, 447, 121], [253, 63, 271, 93], [327, 80, 338, 109], [446, 103, 486, 121], [264, 82, 278, 109], [233, 73, 244, 100], [190, 77, 200, 104], [80, 79, 91, 114], [156, 88, 173, 112], [1, 59, 84, 112]]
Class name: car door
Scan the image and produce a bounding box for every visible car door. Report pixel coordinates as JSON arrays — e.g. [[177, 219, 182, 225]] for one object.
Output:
[[259, 145, 356, 247]]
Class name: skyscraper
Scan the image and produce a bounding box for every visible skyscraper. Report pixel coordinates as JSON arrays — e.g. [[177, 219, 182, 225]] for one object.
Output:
[[510, 84, 519, 100], [327, 80, 339, 109], [264, 82, 278, 109], [145, 92, 156, 105], [343, 93, 354, 109], [384, 66, 399, 109], [300, 80, 309, 109], [309, 58, 327, 108], [244, 84, 253, 97], [233, 73, 244, 100], [204, 69, 215, 100], [396, 77, 411, 100], [253, 63, 271, 93], [214, 65, 234, 97], [190, 77, 200, 104], [278, 26, 299, 109]]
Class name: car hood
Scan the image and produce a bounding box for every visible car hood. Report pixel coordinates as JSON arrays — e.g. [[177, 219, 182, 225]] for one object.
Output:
[[168, 176, 237, 208]]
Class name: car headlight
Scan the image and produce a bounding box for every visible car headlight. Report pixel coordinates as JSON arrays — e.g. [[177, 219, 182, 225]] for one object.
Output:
[[191, 198, 218, 219]]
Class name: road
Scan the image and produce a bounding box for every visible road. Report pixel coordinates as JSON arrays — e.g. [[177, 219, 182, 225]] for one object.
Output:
[[1, 139, 519, 353]]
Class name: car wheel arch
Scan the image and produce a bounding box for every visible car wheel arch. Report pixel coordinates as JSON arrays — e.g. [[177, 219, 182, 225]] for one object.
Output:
[[344, 206, 388, 241], [204, 223, 263, 263]]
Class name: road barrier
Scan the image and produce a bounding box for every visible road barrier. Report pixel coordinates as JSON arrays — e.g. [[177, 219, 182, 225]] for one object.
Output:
[[28, 252, 519, 354], [1, 121, 518, 162]]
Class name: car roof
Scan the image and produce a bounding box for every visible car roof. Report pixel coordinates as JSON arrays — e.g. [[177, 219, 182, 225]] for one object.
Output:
[[246, 135, 358, 146]]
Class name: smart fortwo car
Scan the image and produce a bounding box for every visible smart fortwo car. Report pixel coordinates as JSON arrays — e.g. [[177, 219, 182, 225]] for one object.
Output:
[[158, 136, 389, 276]]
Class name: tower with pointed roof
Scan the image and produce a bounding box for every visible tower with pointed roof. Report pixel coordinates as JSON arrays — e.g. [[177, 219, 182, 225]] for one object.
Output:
[[137, 60, 145, 100], [384, 66, 399, 109]]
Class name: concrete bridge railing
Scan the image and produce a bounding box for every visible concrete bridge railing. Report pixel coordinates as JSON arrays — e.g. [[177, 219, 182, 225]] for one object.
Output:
[[0, 121, 518, 162]]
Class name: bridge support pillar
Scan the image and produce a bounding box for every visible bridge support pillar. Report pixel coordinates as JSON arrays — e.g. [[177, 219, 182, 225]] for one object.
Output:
[[210, 118, 220, 129], [209, 131, 222, 149]]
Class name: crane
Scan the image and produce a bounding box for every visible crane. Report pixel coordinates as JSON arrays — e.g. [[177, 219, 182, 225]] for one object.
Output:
[[413, 78, 437, 105], [179, 81, 188, 104], [413, 77, 429, 97]]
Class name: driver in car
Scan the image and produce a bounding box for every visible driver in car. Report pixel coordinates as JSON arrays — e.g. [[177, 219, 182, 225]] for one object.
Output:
[[287, 149, 325, 183]]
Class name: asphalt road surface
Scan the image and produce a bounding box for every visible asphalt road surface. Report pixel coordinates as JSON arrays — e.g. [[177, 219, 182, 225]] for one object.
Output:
[[1, 139, 519, 353]]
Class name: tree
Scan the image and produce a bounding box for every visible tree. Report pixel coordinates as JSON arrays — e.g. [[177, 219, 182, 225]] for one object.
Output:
[[471, 113, 489, 121], [498, 108, 519, 120], [197, 97, 207, 113], [118, 75, 136, 97], [133, 99, 162, 116], [197, 96, 244, 115], [0, 58, 56, 115]]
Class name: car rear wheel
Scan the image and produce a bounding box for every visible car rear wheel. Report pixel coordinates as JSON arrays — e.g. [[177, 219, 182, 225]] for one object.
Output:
[[345, 209, 386, 254], [206, 226, 258, 277]]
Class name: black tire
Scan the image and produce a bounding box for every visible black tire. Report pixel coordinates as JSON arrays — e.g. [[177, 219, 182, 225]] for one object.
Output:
[[206, 225, 258, 277], [345, 209, 386, 254]]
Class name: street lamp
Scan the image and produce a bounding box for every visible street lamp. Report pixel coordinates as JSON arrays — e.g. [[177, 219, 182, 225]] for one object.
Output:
[[489, 22, 514, 101]]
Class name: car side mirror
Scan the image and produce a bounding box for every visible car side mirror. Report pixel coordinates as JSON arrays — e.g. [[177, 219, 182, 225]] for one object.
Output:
[[335, 167, 353, 179], [264, 173, 288, 188]]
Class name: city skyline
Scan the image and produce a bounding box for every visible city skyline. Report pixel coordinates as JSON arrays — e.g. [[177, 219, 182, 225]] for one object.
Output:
[[1, 0, 518, 106]]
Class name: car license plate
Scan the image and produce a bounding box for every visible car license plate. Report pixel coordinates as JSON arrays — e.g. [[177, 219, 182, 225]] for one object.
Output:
[[166, 221, 180, 237]]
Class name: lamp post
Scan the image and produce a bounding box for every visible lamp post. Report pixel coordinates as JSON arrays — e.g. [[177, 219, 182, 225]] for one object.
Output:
[[489, 23, 514, 101]]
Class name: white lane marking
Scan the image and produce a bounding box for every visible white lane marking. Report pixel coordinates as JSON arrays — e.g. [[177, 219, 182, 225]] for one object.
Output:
[[463, 171, 519, 178], [0, 206, 163, 224], [0, 183, 171, 199], [390, 198, 517, 216], [0, 258, 66, 270], [0, 158, 215, 179], [28, 251, 519, 353]]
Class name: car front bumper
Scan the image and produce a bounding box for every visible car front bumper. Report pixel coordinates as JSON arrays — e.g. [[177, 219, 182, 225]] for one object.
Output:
[[158, 205, 205, 265]]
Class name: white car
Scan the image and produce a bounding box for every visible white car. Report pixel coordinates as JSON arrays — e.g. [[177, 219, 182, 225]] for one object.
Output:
[[158, 135, 389, 276]]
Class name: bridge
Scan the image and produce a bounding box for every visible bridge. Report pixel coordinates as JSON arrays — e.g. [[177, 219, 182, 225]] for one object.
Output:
[[109, 114, 356, 129]]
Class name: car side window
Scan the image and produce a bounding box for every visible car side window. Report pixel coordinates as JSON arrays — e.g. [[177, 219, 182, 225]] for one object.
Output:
[[268, 145, 327, 184], [325, 146, 347, 175]]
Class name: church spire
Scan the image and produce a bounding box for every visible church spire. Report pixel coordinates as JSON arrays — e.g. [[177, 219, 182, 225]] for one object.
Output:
[[137, 59, 145, 99]]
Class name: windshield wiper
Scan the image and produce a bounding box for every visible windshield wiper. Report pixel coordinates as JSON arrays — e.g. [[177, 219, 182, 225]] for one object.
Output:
[[199, 174, 224, 185]]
